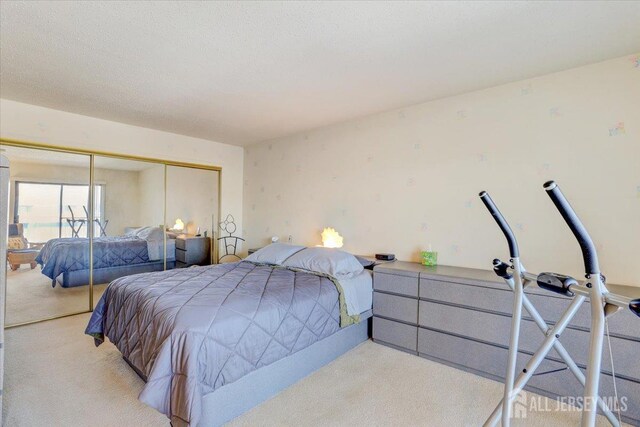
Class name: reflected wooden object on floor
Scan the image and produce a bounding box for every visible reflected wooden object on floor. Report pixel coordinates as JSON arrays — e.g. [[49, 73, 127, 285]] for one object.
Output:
[[7, 250, 39, 271]]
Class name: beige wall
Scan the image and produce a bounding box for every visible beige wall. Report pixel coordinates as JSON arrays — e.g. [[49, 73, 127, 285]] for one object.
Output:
[[137, 165, 165, 230], [244, 54, 640, 286], [137, 165, 220, 236], [93, 167, 141, 235], [0, 98, 244, 246], [166, 166, 219, 236]]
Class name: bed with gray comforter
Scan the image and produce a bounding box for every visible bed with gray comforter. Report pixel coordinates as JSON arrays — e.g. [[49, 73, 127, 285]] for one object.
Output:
[[37, 236, 150, 286], [86, 260, 359, 426]]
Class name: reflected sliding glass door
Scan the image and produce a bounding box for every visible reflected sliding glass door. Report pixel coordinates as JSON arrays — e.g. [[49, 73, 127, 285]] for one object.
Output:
[[14, 182, 104, 239], [1, 144, 91, 326], [165, 166, 219, 267], [91, 156, 166, 308]]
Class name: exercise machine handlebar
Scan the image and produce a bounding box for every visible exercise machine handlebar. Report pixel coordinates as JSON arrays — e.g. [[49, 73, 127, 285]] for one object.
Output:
[[543, 181, 599, 276], [479, 191, 519, 258], [536, 272, 577, 297], [630, 299, 640, 318]]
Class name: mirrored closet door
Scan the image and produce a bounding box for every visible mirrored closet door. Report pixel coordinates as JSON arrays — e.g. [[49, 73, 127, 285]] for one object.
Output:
[[2, 140, 222, 327], [91, 156, 166, 307], [1, 144, 91, 326], [165, 166, 220, 267]]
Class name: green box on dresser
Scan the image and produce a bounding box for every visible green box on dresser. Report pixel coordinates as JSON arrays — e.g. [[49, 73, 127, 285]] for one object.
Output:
[[175, 235, 211, 268], [372, 261, 640, 426]]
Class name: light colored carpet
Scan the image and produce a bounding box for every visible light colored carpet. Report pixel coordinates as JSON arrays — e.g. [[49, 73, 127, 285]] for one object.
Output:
[[5, 267, 106, 325], [2, 314, 625, 427]]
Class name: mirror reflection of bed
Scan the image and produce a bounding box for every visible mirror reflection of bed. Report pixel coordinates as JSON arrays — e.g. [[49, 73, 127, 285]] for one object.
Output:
[[3, 145, 220, 327]]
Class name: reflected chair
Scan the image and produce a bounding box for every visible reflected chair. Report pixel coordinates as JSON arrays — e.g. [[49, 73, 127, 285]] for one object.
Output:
[[6, 223, 44, 271]]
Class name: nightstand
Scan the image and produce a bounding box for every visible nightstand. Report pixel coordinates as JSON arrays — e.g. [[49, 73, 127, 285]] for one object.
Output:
[[175, 235, 211, 267], [247, 247, 263, 255]]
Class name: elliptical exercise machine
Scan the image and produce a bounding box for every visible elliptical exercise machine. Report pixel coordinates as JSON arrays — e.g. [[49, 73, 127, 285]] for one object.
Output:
[[479, 181, 640, 427]]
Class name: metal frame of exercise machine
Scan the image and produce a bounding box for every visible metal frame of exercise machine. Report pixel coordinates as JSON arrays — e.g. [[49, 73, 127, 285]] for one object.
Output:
[[479, 181, 640, 427]]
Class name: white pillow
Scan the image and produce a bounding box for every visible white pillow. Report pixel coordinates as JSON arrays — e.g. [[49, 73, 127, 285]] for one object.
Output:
[[124, 227, 144, 237], [245, 243, 305, 265], [282, 247, 364, 279], [136, 226, 164, 241]]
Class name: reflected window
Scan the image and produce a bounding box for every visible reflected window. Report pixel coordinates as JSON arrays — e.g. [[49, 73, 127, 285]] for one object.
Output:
[[14, 181, 105, 240]]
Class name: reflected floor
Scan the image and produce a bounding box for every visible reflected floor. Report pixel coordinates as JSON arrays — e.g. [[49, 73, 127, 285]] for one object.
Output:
[[5, 267, 107, 325]]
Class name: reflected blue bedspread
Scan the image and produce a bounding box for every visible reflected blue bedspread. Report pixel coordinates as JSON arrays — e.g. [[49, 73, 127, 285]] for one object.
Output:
[[36, 236, 149, 285]]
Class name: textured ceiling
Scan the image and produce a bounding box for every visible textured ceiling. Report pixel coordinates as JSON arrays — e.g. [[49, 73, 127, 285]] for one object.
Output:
[[1, 1, 639, 146]]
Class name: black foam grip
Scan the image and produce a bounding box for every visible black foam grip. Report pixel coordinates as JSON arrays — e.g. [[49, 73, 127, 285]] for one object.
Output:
[[630, 299, 640, 318], [479, 191, 519, 258], [543, 181, 599, 275]]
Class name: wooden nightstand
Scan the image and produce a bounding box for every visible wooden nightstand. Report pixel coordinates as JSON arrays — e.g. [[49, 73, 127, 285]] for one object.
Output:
[[175, 235, 211, 267]]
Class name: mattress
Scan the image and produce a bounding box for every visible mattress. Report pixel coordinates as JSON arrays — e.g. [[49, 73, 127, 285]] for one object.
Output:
[[85, 261, 369, 426]]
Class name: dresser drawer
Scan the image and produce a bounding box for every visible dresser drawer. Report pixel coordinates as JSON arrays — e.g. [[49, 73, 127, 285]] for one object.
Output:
[[420, 278, 513, 312], [560, 327, 640, 381], [419, 301, 548, 354], [599, 375, 640, 424], [374, 272, 418, 297], [175, 248, 187, 262], [420, 277, 576, 323], [420, 301, 640, 381], [419, 328, 640, 424], [418, 328, 560, 379], [176, 238, 187, 250], [373, 292, 418, 324], [373, 317, 417, 351]]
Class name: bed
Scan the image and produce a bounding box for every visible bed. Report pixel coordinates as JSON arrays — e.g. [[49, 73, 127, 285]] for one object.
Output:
[[36, 226, 176, 288], [85, 244, 373, 426]]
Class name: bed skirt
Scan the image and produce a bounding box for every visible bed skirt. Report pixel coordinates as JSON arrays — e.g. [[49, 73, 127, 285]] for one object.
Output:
[[58, 260, 176, 287], [194, 311, 371, 426], [129, 310, 372, 427]]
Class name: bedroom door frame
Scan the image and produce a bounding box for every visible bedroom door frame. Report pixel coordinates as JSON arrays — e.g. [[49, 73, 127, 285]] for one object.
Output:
[[0, 137, 222, 328]]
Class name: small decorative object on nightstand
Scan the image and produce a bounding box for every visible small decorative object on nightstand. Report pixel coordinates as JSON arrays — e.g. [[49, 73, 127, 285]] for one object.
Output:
[[176, 235, 211, 268]]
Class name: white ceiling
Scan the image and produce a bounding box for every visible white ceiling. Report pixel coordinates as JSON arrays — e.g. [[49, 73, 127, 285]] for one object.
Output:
[[1, 1, 639, 146]]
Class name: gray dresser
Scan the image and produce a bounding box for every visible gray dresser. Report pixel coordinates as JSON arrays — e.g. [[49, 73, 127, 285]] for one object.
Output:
[[176, 235, 211, 267], [372, 261, 640, 425]]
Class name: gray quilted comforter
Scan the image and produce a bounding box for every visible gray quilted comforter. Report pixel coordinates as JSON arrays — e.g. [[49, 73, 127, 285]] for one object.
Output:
[[37, 236, 149, 285], [85, 261, 356, 426]]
